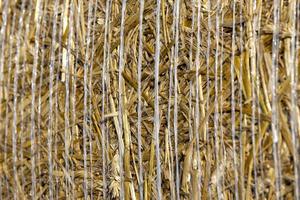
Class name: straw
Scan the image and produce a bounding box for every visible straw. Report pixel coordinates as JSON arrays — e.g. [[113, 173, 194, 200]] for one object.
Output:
[[0, 0, 299, 199]]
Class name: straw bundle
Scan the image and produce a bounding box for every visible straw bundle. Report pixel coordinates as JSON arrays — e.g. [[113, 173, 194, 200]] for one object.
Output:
[[0, 0, 299, 199]]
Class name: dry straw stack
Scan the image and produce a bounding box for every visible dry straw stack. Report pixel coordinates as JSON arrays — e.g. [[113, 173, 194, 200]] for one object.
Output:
[[0, 0, 299, 199]]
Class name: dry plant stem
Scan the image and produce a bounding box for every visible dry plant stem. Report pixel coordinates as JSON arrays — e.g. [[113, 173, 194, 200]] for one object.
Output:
[[255, 1, 264, 198], [101, 0, 112, 198], [194, 1, 203, 198], [188, 0, 195, 142], [48, 0, 60, 198], [213, 1, 222, 198], [166, 5, 175, 197], [118, 0, 127, 198], [88, 1, 99, 198], [83, 1, 94, 199], [30, 0, 43, 197], [11, 0, 28, 198], [166, 0, 176, 198], [204, 1, 213, 199], [229, 0, 239, 199], [20, 0, 33, 194], [137, 0, 145, 199], [64, 1, 72, 198], [154, 0, 162, 199], [71, 1, 81, 198], [62, 0, 70, 82], [220, 9, 226, 200], [187, 0, 195, 196], [289, 0, 300, 198], [0, 0, 9, 109], [237, 1, 244, 199], [53, 1, 66, 198], [173, 0, 180, 198], [164, 3, 176, 198], [36, 2, 48, 197], [271, 0, 282, 199], [4, 12, 16, 200], [185, 0, 196, 196], [248, 0, 259, 198]]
